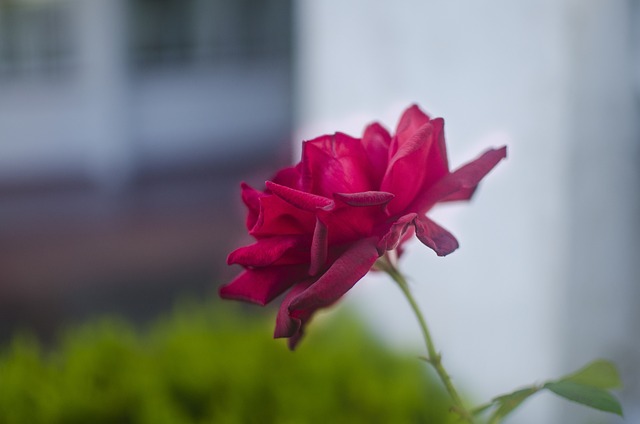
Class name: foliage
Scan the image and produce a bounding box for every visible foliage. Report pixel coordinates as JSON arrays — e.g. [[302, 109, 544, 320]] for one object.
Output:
[[472, 360, 623, 423], [0, 301, 457, 424]]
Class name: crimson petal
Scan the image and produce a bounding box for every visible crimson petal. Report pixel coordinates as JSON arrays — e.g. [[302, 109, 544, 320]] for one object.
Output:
[[266, 181, 334, 211], [250, 194, 316, 237], [302, 133, 374, 196], [309, 218, 328, 276], [410, 146, 507, 213], [390, 104, 431, 157], [317, 203, 387, 245], [227, 236, 306, 267], [414, 215, 459, 256], [362, 122, 392, 185], [274, 280, 313, 343], [422, 118, 449, 187], [382, 123, 435, 215], [241, 182, 263, 231], [334, 191, 395, 207], [289, 237, 379, 312], [377, 213, 417, 253], [271, 164, 302, 189], [219, 265, 308, 306]]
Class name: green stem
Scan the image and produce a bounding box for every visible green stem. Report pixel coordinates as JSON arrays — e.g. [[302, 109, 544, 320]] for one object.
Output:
[[382, 258, 473, 423]]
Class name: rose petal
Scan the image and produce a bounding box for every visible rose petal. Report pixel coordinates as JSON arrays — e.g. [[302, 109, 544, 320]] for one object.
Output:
[[377, 213, 418, 253], [271, 164, 302, 189], [279, 239, 380, 349], [250, 195, 316, 237], [289, 237, 379, 312], [440, 186, 477, 202], [285, 331, 306, 350], [302, 132, 374, 196], [227, 236, 308, 267], [382, 123, 435, 215], [362, 122, 391, 185], [390, 104, 431, 157], [333, 191, 395, 207], [318, 202, 387, 245], [396, 225, 416, 257], [266, 181, 334, 211], [274, 280, 313, 341], [309, 218, 328, 276], [413, 215, 459, 256], [241, 182, 263, 231], [422, 118, 449, 187], [219, 265, 308, 306], [410, 146, 507, 213]]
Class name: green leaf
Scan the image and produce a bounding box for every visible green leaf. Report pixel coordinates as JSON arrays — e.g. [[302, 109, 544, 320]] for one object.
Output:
[[470, 402, 494, 416], [489, 387, 540, 421], [559, 359, 622, 389], [544, 381, 623, 416]]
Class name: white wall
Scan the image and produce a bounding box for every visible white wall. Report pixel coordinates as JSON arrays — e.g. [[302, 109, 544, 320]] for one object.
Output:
[[296, 1, 640, 422], [294, 1, 573, 423], [562, 1, 640, 422]]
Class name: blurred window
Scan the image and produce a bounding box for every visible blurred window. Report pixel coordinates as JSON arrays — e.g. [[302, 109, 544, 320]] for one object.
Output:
[[130, 0, 291, 69], [0, 0, 73, 79]]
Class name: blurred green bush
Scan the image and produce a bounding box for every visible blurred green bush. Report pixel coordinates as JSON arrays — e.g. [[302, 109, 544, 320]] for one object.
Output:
[[0, 301, 457, 424]]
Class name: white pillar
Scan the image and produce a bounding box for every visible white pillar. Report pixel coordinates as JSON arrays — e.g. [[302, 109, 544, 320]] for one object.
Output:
[[563, 0, 640, 422]]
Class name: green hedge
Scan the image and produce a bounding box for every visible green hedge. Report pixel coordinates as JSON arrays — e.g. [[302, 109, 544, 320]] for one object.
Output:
[[0, 301, 457, 424]]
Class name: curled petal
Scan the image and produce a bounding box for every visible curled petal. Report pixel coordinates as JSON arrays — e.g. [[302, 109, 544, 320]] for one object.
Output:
[[241, 182, 263, 231], [266, 181, 334, 211], [280, 239, 379, 349], [410, 146, 507, 213], [250, 195, 316, 237], [219, 265, 308, 306], [333, 191, 395, 207], [362, 122, 392, 185], [390, 104, 431, 157], [289, 237, 379, 312], [382, 123, 435, 215], [274, 280, 314, 350], [395, 225, 416, 257], [377, 213, 417, 253], [422, 118, 449, 186], [414, 215, 459, 256], [309, 218, 328, 276], [317, 201, 388, 245], [227, 236, 307, 267]]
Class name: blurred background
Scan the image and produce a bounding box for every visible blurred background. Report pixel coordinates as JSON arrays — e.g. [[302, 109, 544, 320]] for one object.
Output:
[[0, 0, 638, 423], [0, 0, 293, 336]]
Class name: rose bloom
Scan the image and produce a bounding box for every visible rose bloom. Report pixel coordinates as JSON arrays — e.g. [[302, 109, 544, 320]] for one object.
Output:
[[220, 104, 506, 349]]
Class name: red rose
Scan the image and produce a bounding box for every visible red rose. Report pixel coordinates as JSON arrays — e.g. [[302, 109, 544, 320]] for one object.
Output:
[[220, 104, 506, 349]]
